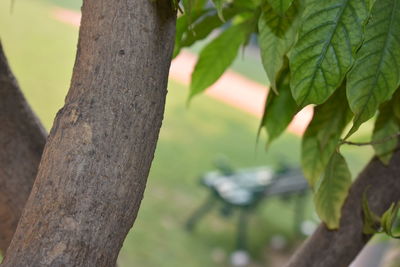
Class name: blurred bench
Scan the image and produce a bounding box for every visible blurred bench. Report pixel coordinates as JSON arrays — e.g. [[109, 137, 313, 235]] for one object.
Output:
[[185, 163, 309, 251]]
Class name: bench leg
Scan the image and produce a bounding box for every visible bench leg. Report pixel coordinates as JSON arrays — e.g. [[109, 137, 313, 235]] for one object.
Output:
[[185, 195, 216, 231], [293, 192, 307, 235], [236, 208, 249, 251]]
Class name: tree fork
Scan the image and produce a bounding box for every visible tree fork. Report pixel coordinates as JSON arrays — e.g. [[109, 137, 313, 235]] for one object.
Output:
[[0, 42, 47, 254], [1, 0, 176, 266], [286, 149, 400, 267]]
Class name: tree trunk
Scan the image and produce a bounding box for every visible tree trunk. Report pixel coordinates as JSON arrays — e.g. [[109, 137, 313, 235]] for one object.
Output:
[[0, 42, 47, 254], [286, 149, 400, 267], [1, 0, 176, 266]]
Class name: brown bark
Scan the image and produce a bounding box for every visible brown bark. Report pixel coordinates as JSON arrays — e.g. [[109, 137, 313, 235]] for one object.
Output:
[[285, 149, 400, 267], [1, 0, 176, 266], [0, 42, 47, 254]]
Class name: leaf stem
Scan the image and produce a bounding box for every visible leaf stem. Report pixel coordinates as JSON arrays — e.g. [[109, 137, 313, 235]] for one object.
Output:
[[340, 133, 400, 147]]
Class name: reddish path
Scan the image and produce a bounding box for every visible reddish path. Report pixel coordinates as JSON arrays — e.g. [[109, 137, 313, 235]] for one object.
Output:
[[52, 8, 312, 136]]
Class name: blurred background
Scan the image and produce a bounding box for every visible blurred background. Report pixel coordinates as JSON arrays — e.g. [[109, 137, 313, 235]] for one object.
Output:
[[0, 0, 378, 266]]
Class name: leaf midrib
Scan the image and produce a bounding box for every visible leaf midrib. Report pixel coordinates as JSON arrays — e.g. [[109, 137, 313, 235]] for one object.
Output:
[[300, 0, 350, 106]]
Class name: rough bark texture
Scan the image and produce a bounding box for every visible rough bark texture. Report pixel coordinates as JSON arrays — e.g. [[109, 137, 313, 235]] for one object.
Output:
[[0, 42, 47, 254], [1, 0, 176, 266], [286, 149, 400, 267]]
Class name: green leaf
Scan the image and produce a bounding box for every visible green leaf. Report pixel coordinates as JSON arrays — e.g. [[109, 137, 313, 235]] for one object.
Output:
[[190, 23, 251, 98], [372, 98, 400, 165], [174, 9, 212, 58], [231, 0, 259, 11], [258, 0, 300, 90], [314, 152, 352, 229], [301, 85, 352, 187], [179, 0, 209, 34], [394, 89, 400, 120], [382, 203, 395, 235], [259, 61, 299, 146], [182, 0, 194, 20], [261, 0, 300, 38], [175, 4, 250, 58], [362, 191, 382, 234], [211, 0, 226, 21], [180, 8, 237, 48], [267, 0, 294, 15], [368, 0, 375, 10], [290, 0, 369, 107], [192, 0, 208, 10], [346, 0, 400, 137], [381, 202, 400, 238], [362, 194, 400, 237], [181, 0, 207, 17]]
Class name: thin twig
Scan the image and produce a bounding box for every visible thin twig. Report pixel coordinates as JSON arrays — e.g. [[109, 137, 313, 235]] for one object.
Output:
[[340, 133, 400, 147]]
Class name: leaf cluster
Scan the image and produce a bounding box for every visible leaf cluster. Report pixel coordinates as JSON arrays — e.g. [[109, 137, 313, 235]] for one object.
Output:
[[174, 0, 400, 232], [363, 192, 400, 238]]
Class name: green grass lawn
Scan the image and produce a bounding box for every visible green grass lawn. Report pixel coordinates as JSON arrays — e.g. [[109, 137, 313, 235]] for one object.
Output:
[[0, 0, 374, 266]]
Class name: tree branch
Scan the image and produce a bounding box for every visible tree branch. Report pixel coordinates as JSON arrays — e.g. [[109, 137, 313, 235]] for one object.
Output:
[[1, 0, 176, 266], [285, 148, 400, 267], [0, 41, 47, 254]]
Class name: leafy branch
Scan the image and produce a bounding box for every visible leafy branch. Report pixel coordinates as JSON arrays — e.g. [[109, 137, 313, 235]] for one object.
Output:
[[175, 0, 400, 233]]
